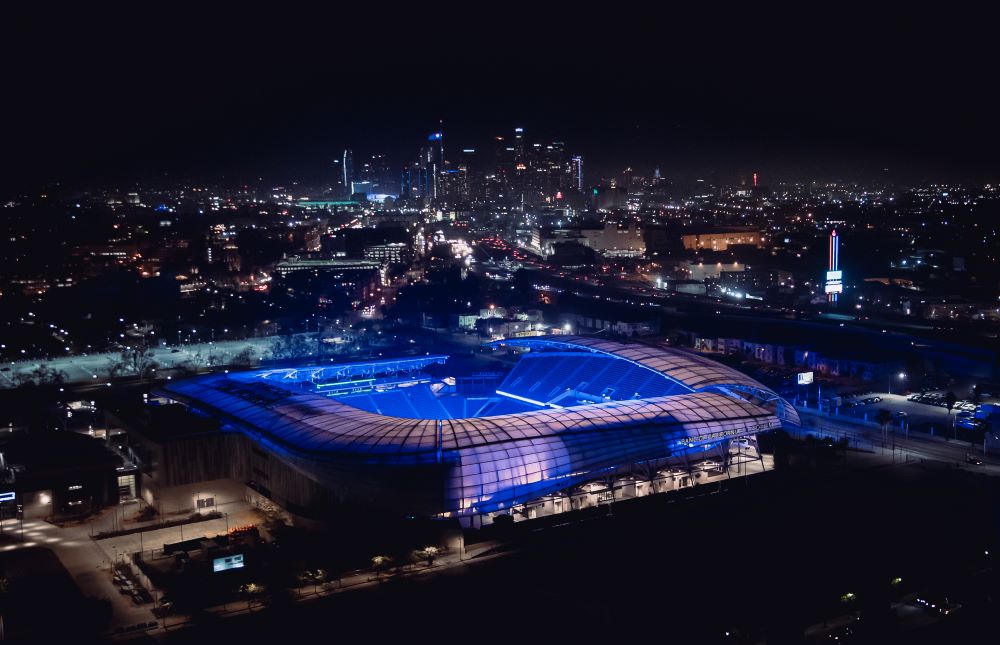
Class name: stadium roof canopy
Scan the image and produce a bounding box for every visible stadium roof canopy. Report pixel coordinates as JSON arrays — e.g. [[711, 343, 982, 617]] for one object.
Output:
[[159, 336, 798, 516], [489, 336, 799, 425]]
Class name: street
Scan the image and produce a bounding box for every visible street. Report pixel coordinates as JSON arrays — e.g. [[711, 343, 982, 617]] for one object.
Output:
[[795, 405, 999, 472]]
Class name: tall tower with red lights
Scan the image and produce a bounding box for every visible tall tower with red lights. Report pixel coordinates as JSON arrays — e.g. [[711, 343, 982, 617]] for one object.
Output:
[[824, 229, 842, 303]]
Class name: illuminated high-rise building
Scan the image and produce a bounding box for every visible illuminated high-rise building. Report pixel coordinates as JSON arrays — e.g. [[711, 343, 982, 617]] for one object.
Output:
[[420, 131, 444, 200], [571, 156, 584, 191], [342, 149, 355, 196], [401, 131, 447, 203], [453, 148, 482, 204], [513, 126, 525, 162]]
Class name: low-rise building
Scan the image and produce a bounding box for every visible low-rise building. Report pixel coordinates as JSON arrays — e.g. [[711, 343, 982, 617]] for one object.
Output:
[[681, 228, 763, 252]]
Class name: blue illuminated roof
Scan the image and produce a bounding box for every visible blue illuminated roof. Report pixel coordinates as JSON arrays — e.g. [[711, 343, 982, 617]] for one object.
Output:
[[162, 372, 778, 456], [160, 339, 796, 456], [490, 336, 799, 426], [158, 339, 798, 516]]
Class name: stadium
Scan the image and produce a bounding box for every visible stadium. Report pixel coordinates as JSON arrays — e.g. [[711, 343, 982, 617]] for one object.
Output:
[[159, 336, 799, 525]]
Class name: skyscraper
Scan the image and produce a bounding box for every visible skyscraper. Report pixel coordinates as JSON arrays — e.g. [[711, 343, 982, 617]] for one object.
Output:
[[356, 153, 394, 196], [453, 148, 482, 204], [414, 131, 445, 201], [425, 131, 444, 199], [342, 149, 355, 196]]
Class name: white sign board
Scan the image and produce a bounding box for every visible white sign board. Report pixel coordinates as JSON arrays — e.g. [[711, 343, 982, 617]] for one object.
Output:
[[212, 554, 245, 573], [825, 269, 843, 293], [797, 371, 814, 385]]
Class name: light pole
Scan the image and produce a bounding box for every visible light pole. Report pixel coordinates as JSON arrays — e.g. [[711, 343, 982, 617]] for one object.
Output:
[[889, 371, 906, 395]]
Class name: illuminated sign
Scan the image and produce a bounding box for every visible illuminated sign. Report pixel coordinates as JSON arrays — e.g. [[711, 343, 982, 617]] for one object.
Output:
[[825, 269, 843, 294], [212, 554, 245, 573], [797, 371, 814, 385], [0, 492, 15, 502], [827, 230, 841, 302]]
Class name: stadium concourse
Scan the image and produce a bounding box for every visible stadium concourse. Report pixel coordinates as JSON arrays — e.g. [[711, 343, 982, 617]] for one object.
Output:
[[158, 336, 799, 527]]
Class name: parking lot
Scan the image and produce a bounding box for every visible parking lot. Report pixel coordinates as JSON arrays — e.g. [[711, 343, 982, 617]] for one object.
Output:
[[831, 390, 994, 437]]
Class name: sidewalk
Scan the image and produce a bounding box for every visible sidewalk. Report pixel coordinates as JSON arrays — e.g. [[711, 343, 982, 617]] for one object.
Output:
[[149, 539, 504, 634], [1, 516, 156, 632], [0, 499, 266, 636]]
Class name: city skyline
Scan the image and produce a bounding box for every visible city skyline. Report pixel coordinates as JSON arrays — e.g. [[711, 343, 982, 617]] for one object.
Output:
[[5, 12, 1000, 194], [3, 9, 1000, 643]]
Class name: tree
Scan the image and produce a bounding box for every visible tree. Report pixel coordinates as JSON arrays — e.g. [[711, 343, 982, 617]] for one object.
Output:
[[875, 409, 893, 435], [28, 364, 67, 386], [269, 334, 312, 361], [371, 555, 392, 581], [108, 345, 157, 380], [414, 546, 439, 568], [944, 391, 958, 415], [239, 582, 265, 611], [230, 346, 256, 367]]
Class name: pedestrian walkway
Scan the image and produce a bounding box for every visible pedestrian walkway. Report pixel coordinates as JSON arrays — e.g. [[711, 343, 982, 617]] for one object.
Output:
[[0, 499, 266, 636]]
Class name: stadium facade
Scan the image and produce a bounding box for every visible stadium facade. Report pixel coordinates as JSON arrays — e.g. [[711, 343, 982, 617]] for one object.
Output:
[[158, 336, 799, 524]]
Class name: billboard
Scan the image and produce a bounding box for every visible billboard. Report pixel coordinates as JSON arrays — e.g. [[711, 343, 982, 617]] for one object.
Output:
[[824, 269, 843, 294], [797, 371, 814, 385], [212, 554, 245, 573]]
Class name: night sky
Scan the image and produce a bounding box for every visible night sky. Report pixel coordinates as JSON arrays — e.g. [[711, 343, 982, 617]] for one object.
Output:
[[4, 9, 998, 193]]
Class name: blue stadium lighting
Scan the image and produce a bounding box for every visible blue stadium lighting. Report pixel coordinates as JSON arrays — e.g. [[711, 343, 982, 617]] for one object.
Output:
[[490, 338, 693, 393], [160, 337, 798, 519], [494, 389, 563, 409], [314, 378, 374, 389], [259, 356, 448, 387]]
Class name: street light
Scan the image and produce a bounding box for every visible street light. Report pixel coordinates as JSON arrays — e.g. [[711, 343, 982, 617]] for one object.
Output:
[[890, 372, 907, 395]]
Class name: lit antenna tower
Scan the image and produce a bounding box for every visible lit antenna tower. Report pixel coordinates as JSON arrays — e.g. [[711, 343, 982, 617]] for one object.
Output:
[[824, 229, 842, 303]]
